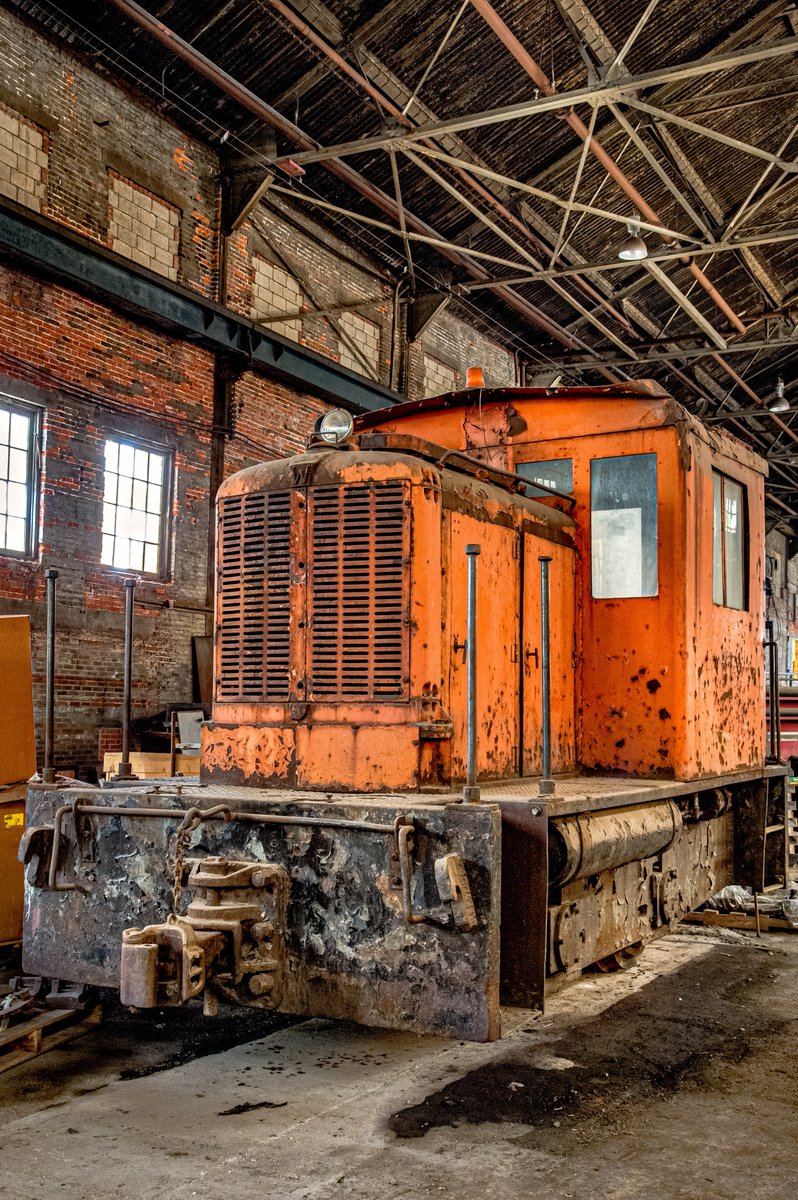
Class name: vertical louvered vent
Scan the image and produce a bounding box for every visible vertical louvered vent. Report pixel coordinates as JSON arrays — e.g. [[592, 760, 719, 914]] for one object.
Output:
[[217, 491, 291, 700], [310, 483, 407, 701]]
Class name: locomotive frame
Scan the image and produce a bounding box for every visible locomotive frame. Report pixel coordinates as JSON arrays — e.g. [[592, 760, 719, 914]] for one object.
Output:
[[20, 382, 789, 1041]]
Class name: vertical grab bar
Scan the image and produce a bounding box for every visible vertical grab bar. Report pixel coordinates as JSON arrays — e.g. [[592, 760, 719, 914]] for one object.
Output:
[[463, 544, 481, 803], [117, 576, 138, 779], [539, 556, 555, 797]]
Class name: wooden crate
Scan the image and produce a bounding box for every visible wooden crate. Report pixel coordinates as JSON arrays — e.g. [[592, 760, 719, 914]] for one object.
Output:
[[103, 752, 200, 779], [0, 1005, 102, 1074]]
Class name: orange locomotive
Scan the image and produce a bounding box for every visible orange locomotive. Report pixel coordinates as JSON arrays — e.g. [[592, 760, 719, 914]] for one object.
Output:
[[20, 382, 788, 1040]]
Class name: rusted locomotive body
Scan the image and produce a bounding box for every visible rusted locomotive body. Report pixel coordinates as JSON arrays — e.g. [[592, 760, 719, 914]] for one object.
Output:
[[21, 383, 788, 1041]]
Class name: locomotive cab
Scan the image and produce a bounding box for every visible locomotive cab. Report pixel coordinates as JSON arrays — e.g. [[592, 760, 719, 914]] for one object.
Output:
[[358, 380, 768, 781]]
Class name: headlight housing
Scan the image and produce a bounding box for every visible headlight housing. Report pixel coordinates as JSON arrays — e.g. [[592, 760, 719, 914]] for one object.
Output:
[[317, 408, 354, 445]]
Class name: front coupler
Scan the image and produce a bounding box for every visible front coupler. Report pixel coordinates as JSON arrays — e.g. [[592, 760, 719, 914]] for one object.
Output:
[[21, 784, 501, 1040]]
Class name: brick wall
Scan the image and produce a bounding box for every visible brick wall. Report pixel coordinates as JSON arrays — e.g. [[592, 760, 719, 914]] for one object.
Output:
[[409, 307, 517, 398], [108, 173, 179, 282], [0, 100, 47, 212], [339, 312, 382, 379], [0, 261, 214, 776], [227, 199, 395, 385], [0, 7, 218, 295], [765, 528, 798, 680], [252, 256, 304, 343], [422, 353, 459, 398]]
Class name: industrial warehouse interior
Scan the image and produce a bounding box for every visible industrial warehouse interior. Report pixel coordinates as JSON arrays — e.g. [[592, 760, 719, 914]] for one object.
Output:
[[1, 0, 797, 1195]]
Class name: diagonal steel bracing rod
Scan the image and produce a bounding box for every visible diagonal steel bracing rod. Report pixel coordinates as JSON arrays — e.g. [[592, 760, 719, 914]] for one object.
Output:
[[622, 97, 798, 171], [457, 226, 798, 288]]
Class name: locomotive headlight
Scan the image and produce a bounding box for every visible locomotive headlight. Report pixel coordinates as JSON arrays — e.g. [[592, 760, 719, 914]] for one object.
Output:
[[318, 408, 354, 445]]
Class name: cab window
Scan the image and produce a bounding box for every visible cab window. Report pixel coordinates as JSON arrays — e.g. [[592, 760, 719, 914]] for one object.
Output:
[[713, 471, 747, 610], [591, 454, 658, 598], [516, 458, 573, 497]]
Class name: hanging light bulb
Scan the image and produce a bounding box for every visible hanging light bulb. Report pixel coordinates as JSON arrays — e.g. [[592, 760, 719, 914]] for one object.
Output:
[[617, 214, 648, 262], [769, 377, 789, 413]]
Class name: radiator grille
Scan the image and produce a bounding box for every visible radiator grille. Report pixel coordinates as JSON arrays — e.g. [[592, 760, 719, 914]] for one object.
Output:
[[309, 483, 407, 700], [217, 491, 291, 700]]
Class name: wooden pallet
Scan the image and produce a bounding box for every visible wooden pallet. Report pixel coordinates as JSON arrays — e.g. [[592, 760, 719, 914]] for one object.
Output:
[[682, 910, 798, 933], [0, 1004, 102, 1073]]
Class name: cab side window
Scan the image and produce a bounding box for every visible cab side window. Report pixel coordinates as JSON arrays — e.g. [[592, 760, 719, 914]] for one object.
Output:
[[591, 453, 658, 598], [713, 471, 747, 610], [516, 458, 573, 497]]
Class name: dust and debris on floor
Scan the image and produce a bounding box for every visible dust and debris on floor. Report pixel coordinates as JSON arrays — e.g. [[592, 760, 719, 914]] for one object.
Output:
[[1, 925, 796, 1200]]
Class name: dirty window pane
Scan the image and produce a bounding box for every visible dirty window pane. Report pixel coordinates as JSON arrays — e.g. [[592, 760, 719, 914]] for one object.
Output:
[[0, 399, 37, 556], [516, 458, 573, 497], [102, 437, 169, 575], [591, 454, 658, 598], [724, 480, 744, 609], [713, 471, 746, 610], [712, 472, 724, 604]]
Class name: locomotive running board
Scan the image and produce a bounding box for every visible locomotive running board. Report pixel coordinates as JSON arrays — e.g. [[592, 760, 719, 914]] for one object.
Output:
[[21, 784, 502, 1042]]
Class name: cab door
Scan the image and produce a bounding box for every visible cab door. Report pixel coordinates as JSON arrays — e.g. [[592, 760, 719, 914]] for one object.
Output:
[[520, 533, 543, 776], [448, 512, 520, 782]]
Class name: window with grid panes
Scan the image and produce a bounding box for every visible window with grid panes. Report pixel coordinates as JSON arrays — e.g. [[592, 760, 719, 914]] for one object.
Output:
[[0, 400, 38, 557], [101, 437, 169, 575]]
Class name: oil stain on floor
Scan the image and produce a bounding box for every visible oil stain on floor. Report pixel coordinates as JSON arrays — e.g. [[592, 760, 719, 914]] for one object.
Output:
[[389, 941, 787, 1140]]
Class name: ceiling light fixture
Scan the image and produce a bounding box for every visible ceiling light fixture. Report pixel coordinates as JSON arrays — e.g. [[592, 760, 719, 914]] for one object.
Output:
[[617, 214, 648, 262], [769, 377, 790, 414]]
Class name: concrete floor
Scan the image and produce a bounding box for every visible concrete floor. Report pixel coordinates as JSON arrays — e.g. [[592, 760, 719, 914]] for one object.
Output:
[[1, 927, 797, 1200]]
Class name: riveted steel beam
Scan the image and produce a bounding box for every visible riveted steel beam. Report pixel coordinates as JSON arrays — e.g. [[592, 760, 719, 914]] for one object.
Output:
[[0, 200, 400, 413]]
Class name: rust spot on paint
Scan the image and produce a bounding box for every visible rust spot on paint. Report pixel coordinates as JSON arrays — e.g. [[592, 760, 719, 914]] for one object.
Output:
[[658, 708, 671, 720], [646, 679, 662, 693]]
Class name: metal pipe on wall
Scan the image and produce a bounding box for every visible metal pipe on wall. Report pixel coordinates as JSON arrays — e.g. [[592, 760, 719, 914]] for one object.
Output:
[[463, 544, 481, 803], [117, 577, 138, 780], [539, 556, 555, 797], [765, 619, 782, 764], [41, 567, 59, 784]]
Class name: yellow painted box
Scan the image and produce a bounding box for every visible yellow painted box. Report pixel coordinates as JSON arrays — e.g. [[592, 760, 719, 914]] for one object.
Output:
[[0, 616, 35, 945], [0, 787, 25, 946]]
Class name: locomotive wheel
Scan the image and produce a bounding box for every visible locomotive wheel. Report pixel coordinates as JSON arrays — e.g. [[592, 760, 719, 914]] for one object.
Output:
[[595, 941, 644, 972]]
